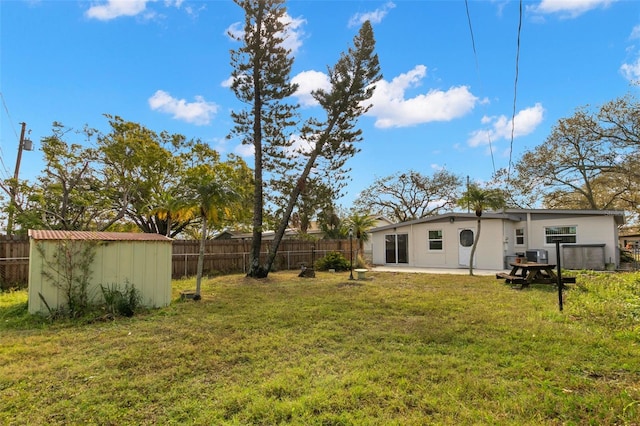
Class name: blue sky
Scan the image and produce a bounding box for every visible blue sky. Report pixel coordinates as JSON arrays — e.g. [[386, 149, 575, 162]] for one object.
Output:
[[1, 0, 639, 209]]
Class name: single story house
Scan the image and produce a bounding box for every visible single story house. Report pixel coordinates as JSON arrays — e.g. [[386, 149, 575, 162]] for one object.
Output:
[[370, 209, 625, 271]]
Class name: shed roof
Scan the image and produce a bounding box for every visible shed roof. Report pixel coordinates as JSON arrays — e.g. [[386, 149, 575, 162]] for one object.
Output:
[[28, 230, 172, 242]]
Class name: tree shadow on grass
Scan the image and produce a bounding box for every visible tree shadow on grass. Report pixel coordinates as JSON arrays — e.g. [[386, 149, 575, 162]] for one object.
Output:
[[337, 281, 365, 288]]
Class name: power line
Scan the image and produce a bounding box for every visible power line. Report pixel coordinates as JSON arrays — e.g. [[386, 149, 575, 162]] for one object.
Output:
[[0, 92, 17, 179], [488, 134, 495, 173], [0, 92, 19, 141], [507, 0, 523, 181], [464, 0, 480, 73], [465, 0, 496, 176]]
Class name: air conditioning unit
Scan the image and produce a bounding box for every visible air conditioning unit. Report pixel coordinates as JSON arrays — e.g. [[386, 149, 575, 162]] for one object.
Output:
[[526, 249, 548, 263]]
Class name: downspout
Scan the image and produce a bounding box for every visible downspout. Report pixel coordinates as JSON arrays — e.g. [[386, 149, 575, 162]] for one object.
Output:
[[410, 223, 414, 265], [503, 218, 508, 268], [526, 212, 532, 251]]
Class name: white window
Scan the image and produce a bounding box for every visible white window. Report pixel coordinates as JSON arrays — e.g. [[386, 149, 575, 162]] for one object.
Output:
[[428, 230, 443, 251], [545, 226, 577, 244], [515, 228, 525, 246]]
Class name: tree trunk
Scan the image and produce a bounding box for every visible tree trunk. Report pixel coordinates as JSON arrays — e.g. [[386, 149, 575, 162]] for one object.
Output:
[[262, 122, 337, 274], [469, 217, 481, 276], [247, 154, 265, 277], [194, 216, 207, 300], [247, 83, 267, 278]]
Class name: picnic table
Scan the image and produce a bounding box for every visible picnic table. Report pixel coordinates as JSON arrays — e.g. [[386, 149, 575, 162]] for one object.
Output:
[[496, 262, 558, 287]]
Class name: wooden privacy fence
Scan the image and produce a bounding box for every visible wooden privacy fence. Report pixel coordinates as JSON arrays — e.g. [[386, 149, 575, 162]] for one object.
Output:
[[171, 239, 353, 278], [0, 237, 354, 288], [0, 236, 30, 290]]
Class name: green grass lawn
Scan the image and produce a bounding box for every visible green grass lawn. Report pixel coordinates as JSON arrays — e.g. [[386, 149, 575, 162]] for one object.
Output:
[[1, 271, 639, 425]]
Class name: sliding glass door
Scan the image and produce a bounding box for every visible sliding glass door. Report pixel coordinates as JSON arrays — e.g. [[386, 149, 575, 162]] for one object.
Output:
[[385, 233, 408, 264]]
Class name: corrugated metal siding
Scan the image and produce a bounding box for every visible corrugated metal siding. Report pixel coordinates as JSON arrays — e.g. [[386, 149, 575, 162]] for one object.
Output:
[[28, 233, 172, 314]]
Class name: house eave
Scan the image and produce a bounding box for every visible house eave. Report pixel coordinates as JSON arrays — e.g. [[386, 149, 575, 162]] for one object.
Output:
[[370, 209, 626, 233]]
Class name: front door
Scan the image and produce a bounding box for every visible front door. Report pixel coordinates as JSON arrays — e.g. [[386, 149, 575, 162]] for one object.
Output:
[[458, 228, 475, 267]]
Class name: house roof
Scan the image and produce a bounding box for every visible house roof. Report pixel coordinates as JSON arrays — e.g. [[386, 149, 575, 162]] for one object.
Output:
[[28, 230, 172, 242], [213, 228, 325, 240], [370, 212, 519, 232], [370, 209, 625, 233], [503, 208, 625, 225]]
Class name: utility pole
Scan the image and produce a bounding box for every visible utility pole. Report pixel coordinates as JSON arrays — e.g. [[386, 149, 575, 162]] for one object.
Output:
[[6, 122, 31, 235]]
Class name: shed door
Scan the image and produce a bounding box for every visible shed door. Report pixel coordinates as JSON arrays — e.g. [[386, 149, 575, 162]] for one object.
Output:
[[458, 228, 475, 267]]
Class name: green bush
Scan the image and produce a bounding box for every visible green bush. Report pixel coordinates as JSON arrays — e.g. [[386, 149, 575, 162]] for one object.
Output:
[[315, 251, 351, 271], [355, 253, 368, 269], [100, 282, 142, 317], [36, 239, 96, 318], [620, 249, 635, 263]]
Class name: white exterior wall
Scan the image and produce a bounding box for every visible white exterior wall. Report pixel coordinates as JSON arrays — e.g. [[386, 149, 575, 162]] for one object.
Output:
[[503, 221, 527, 256], [372, 218, 508, 270], [362, 217, 394, 260], [371, 212, 621, 271], [371, 231, 386, 265], [28, 239, 172, 314], [525, 215, 619, 265]]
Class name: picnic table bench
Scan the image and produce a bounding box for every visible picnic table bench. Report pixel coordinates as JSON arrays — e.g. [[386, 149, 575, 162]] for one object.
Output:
[[495, 272, 526, 285], [496, 262, 575, 288]]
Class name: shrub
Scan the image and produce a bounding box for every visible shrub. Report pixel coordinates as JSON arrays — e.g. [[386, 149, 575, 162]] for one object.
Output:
[[36, 239, 97, 318], [100, 282, 142, 317], [620, 249, 635, 263], [315, 251, 351, 271], [355, 253, 368, 269]]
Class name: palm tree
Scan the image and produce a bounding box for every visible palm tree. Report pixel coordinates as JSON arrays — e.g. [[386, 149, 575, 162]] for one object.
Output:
[[151, 190, 191, 237], [346, 212, 378, 255], [186, 173, 238, 301], [457, 183, 506, 276]]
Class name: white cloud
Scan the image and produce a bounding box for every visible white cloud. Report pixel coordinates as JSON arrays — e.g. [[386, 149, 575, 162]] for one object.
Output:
[[620, 57, 640, 81], [630, 25, 640, 40], [280, 14, 306, 53], [165, 0, 184, 7], [222, 67, 323, 101], [86, 0, 150, 21], [226, 22, 244, 40], [467, 103, 545, 147], [225, 12, 306, 54], [527, 0, 616, 18], [287, 134, 316, 157], [348, 2, 396, 28], [234, 143, 254, 158], [220, 76, 234, 89], [291, 70, 331, 107], [148, 90, 218, 125], [85, 0, 191, 21], [367, 65, 478, 128]]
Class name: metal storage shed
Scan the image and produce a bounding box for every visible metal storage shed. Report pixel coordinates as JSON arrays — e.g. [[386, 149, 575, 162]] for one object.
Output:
[[28, 230, 172, 315]]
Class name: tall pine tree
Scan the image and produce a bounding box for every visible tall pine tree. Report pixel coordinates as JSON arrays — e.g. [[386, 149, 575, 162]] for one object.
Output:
[[229, 0, 381, 278], [228, 0, 299, 278]]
